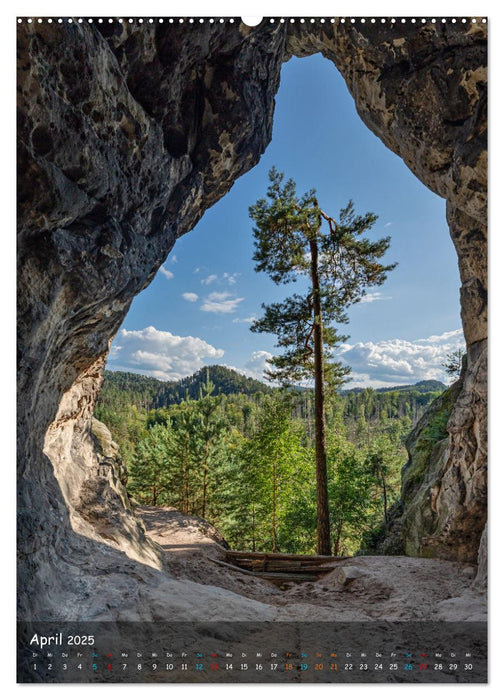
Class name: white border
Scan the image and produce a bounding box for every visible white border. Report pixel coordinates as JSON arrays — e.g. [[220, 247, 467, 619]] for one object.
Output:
[[3, 2, 501, 698]]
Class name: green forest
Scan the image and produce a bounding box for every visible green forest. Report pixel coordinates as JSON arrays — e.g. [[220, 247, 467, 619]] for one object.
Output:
[[95, 366, 445, 556]]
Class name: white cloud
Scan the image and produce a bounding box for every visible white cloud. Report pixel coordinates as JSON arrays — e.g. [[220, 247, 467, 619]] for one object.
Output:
[[233, 316, 257, 324], [384, 222, 392, 228], [182, 292, 199, 302], [159, 265, 174, 280], [201, 292, 245, 314], [336, 328, 465, 388], [201, 272, 240, 286], [220, 363, 254, 377], [171, 255, 177, 264], [244, 350, 274, 381], [358, 291, 391, 304], [223, 272, 239, 285], [343, 372, 403, 390], [108, 326, 224, 381], [414, 329, 464, 344]]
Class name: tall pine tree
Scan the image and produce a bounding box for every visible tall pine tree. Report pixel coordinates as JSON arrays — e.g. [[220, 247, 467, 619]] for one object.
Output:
[[249, 167, 396, 554]]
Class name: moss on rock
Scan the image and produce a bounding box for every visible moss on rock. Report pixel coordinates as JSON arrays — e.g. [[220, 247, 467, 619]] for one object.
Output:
[[401, 376, 463, 557]]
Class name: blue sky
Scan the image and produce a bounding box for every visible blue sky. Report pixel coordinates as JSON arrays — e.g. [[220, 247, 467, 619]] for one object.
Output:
[[108, 53, 465, 388]]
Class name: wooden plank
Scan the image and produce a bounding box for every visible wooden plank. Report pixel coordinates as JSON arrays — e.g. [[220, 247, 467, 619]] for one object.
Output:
[[263, 563, 337, 573], [274, 565, 337, 573], [225, 550, 348, 563], [214, 549, 348, 584], [223, 562, 337, 576], [254, 572, 319, 582], [226, 561, 329, 569], [208, 556, 336, 585], [207, 557, 319, 582], [206, 557, 268, 578]]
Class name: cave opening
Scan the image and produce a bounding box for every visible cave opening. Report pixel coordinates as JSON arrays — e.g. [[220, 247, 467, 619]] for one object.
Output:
[[95, 53, 462, 558]]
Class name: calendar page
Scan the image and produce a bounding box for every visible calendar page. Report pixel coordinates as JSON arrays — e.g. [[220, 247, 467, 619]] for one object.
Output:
[[16, 14, 488, 684]]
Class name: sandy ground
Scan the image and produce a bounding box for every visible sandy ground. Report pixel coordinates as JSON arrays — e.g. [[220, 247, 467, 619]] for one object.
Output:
[[136, 506, 487, 622]]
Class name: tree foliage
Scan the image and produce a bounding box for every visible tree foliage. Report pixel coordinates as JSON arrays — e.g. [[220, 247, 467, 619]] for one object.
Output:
[[236, 393, 312, 552], [249, 168, 396, 387], [98, 378, 442, 555]]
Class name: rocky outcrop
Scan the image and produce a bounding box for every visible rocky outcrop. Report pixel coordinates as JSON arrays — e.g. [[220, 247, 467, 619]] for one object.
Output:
[[91, 417, 128, 486], [474, 521, 487, 590], [367, 360, 486, 564], [421, 342, 486, 562], [17, 18, 487, 620], [400, 376, 465, 558]]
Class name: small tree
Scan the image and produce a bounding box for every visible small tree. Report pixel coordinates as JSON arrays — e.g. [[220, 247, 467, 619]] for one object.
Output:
[[192, 374, 227, 519], [442, 348, 465, 381], [168, 401, 203, 514], [249, 168, 396, 554], [327, 439, 374, 556], [129, 423, 174, 506], [363, 434, 403, 530], [240, 393, 310, 552]]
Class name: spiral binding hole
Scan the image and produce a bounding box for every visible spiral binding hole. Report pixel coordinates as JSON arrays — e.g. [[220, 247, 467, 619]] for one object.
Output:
[[16, 16, 488, 26]]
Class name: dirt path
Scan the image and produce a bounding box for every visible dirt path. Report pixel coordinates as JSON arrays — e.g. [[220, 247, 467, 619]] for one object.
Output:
[[136, 506, 486, 622]]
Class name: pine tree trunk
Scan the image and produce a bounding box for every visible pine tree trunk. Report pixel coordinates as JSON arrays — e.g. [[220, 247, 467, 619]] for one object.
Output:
[[202, 424, 210, 519], [382, 474, 388, 529], [333, 522, 343, 556], [309, 237, 331, 555], [184, 442, 190, 514], [202, 462, 208, 519], [272, 459, 278, 552], [252, 504, 256, 552]]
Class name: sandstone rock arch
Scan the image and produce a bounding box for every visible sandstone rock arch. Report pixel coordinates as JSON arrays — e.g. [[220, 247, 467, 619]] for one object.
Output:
[[17, 19, 487, 619]]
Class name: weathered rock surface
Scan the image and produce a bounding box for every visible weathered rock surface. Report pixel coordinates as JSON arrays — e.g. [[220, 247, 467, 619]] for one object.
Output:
[[17, 18, 487, 620], [423, 342, 487, 562], [91, 417, 128, 486], [337, 566, 366, 586], [368, 357, 486, 565], [474, 521, 487, 591], [400, 375, 465, 559]]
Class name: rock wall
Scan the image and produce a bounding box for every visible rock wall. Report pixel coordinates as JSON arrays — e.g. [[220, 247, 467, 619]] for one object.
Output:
[[400, 375, 464, 558], [17, 18, 487, 619]]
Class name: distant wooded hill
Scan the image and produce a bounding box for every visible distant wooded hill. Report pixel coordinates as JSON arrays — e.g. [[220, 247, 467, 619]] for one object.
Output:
[[98, 366, 445, 414], [99, 366, 274, 410], [341, 379, 447, 395]]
